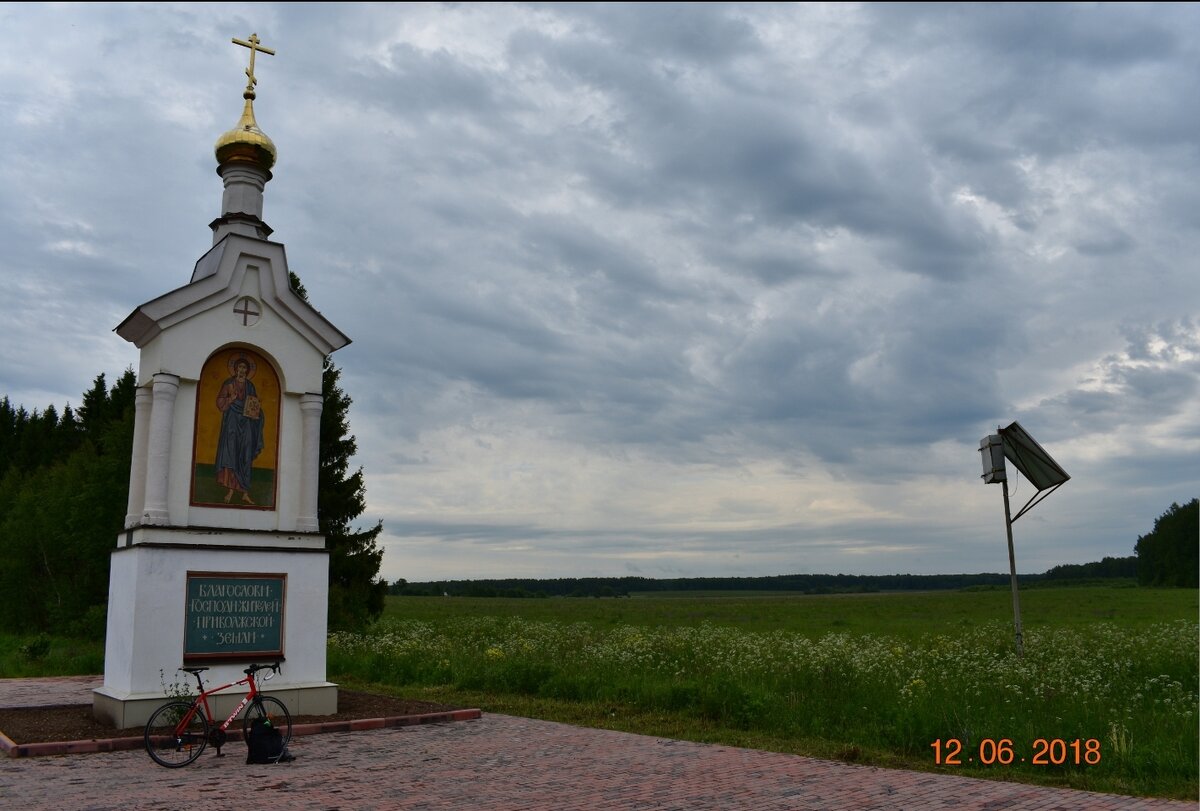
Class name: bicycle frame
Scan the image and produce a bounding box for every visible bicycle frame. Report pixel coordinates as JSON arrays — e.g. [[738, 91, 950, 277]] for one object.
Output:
[[176, 666, 272, 736], [146, 662, 289, 767]]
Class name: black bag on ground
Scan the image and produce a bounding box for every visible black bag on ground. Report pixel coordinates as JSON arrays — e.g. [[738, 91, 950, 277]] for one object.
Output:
[[245, 717, 287, 764]]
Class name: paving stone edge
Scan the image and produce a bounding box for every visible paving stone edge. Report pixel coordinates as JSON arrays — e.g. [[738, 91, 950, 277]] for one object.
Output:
[[1, 708, 482, 758]]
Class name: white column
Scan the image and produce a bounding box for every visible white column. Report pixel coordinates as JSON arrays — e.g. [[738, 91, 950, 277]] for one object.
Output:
[[124, 387, 153, 528], [297, 393, 323, 532], [142, 373, 180, 526]]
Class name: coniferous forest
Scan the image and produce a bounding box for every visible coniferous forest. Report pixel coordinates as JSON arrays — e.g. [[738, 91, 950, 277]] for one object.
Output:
[[0, 372, 135, 634], [1135, 499, 1200, 587]]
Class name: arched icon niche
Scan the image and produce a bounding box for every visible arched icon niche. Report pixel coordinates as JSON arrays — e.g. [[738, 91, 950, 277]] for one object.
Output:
[[191, 346, 280, 510]]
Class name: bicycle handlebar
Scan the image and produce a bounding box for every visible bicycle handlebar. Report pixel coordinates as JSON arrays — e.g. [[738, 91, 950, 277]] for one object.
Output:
[[243, 662, 282, 678]]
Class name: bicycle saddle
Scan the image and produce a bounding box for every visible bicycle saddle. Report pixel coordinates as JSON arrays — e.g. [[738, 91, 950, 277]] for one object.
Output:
[[179, 666, 209, 674]]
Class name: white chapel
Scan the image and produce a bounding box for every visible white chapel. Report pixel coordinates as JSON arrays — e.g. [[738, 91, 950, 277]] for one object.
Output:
[[94, 34, 348, 727]]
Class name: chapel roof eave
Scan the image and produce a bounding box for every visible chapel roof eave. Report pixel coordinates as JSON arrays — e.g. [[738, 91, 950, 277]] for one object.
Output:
[[114, 233, 351, 355]]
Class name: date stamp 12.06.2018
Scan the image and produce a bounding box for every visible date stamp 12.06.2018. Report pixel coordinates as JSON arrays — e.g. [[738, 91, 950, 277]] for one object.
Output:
[[931, 738, 1101, 766]]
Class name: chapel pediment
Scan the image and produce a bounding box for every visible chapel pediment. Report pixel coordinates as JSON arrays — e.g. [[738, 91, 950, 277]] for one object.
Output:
[[115, 233, 350, 357]]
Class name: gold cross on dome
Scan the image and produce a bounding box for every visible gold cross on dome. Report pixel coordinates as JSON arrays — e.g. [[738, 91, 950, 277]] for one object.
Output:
[[232, 33, 275, 94]]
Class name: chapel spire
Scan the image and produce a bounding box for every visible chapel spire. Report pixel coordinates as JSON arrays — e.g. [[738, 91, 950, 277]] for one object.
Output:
[[211, 33, 277, 244]]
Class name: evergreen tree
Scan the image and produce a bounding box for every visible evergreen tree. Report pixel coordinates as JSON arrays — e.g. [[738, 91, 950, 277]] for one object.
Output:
[[289, 272, 387, 629], [1134, 499, 1199, 588], [0, 369, 135, 633], [319, 358, 387, 629], [78, 373, 114, 437], [0, 397, 19, 478]]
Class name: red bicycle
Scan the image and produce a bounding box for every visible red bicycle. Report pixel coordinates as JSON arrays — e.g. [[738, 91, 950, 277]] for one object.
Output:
[[143, 662, 292, 767]]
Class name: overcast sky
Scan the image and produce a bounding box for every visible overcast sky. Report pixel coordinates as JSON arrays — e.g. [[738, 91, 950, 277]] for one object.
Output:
[[2, 3, 1197, 583]]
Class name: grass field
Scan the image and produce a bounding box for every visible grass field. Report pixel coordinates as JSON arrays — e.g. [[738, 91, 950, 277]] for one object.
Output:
[[3, 585, 1195, 799], [329, 586, 1198, 800], [0, 633, 104, 678], [377, 584, 1192, 638]]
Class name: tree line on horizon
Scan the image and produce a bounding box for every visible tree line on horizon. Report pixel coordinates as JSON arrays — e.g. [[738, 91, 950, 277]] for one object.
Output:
[[392, 500, 1196, 598], [388, 564, 1130, 599]]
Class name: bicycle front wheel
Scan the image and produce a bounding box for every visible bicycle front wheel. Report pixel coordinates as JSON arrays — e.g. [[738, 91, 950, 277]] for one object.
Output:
[[145, 700, 209, 768], [242, 695, 292, 746]]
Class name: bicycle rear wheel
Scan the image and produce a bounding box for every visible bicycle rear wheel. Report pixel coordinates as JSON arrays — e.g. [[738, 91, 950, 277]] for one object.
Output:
[[242, 695, 292, 746], [145, 700, 209, 768]]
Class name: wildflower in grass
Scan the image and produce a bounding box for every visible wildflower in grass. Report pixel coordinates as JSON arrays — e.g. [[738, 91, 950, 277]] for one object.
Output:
[[900, 677, 927, 702]]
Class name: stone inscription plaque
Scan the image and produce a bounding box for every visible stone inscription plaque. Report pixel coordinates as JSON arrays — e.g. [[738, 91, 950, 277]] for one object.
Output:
[[184, 572, 285, 662]]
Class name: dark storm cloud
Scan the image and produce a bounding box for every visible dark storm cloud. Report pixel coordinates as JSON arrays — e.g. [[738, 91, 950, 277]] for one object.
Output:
[[502, 10, 1002, 284], [867, 4, 1199, 151], [1030, 320, 1200, 438], [370, 42, 509, 118], [575, 3, 763, 64]]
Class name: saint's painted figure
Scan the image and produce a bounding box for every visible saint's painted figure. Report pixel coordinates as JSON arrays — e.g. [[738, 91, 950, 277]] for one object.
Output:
[[191, 347, 278, 509], [214, 354, 265, 504]]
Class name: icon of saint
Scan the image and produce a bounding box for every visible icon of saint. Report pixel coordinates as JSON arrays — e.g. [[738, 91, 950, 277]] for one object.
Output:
[[214, 355, 265, 505]]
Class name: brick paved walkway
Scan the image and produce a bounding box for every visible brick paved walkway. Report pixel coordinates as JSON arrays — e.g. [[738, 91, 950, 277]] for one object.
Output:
[[1, 678, 1192, 810], [0, 675, 102, 708]]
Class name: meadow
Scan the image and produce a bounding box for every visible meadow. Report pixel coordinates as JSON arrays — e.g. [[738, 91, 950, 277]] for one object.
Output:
[[3, 586, 1194, 799], [329, 587, 1198, 800]]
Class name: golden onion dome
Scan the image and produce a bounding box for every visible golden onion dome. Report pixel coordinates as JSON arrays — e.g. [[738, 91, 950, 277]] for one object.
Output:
[[214, 90, 276, 172]]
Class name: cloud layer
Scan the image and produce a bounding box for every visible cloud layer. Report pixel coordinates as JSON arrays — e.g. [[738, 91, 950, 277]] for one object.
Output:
[[1, 4, 1196, 580]]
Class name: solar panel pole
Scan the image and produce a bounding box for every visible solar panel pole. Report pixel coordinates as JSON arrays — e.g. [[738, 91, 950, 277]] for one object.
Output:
[[1001, 477, 1024, 657], [981, 431, 1026, 657]]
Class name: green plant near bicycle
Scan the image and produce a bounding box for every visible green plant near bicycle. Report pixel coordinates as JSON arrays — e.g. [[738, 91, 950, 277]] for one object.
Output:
[[143, 662, 292, 767]]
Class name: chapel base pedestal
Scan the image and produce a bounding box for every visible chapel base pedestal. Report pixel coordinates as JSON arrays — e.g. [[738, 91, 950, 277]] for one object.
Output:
[[92, 682, 338, 730], [93, 527, 338, 728]]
